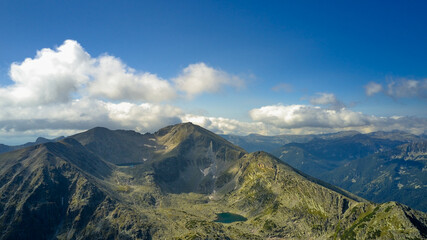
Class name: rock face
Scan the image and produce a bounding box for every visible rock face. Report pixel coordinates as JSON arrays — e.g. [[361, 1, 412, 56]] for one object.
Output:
[[0, 123, 426, 239]]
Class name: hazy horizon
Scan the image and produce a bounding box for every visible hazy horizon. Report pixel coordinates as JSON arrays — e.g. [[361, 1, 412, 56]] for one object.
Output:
[[2, 124, 425, 146]]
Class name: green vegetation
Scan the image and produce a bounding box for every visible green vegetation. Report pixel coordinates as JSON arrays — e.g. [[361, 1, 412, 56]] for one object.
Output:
[[116, 185, 132, 193], [262, 219, 277, 231], [218, 131, 426, 213], [0, 123, 426, 239], [342, 207, 380, 240]]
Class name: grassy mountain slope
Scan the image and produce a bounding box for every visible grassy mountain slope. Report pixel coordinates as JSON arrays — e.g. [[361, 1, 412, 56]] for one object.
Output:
[[0, 123, 425, 239]]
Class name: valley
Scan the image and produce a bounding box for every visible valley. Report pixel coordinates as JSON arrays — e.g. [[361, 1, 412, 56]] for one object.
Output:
[[0, 123, 426, 239], [224, 131, 427, 212]]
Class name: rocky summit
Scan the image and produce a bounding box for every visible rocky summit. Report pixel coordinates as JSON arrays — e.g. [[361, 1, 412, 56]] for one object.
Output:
[[0, 123, 426, 239]]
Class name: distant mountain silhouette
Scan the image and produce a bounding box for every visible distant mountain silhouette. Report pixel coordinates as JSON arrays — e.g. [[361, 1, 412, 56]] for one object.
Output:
[[0, 136, 65, 154]]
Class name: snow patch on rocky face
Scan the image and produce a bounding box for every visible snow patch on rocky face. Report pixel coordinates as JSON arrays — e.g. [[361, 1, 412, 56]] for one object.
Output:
[[200, 166, 212, 176]]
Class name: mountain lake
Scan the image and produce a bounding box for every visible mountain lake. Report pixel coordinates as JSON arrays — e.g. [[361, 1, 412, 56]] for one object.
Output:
[[214, 212, 247, 223]]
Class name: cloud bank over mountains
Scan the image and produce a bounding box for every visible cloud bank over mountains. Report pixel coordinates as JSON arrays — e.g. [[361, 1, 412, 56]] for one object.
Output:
[[0, 40, 425, 143], [249, 104, 427, 134]]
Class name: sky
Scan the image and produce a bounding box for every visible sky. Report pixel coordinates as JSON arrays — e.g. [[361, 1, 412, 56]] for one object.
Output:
[[0, 0, 426, 144]]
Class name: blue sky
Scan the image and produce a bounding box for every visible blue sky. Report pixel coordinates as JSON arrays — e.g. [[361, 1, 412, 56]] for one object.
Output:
[[0, 0, 426, 144]]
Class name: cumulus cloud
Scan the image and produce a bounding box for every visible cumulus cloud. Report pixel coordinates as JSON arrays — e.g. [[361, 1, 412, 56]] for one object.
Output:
[[105, 102, 182, 131], [0, 98, 182, 136], [173, 62, 243, 98], [364, 82, 383, 96], [4, 40, 242, 104], [1, 40, 178, 105], [88, 55, 176, 101], [181, 114, 267, 136], [248, 104, 427, 135], [249, 105, 371, 129], [1, 40, 92, 106], [310, 93, 345, 109], [0, 40, 249, 143], [0, 40, 425, 144]]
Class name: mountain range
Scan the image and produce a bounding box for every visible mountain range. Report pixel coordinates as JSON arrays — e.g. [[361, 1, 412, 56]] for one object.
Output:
[[223, 131, 427, 212], [0, 136, 65, 155], [0, 123, 426, 239]]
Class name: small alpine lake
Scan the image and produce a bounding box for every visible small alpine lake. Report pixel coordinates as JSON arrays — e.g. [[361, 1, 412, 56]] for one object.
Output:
[[213, 212, 247, 223]]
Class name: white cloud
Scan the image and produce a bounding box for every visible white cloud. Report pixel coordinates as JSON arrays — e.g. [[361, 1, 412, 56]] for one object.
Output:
[[386, 78, 427, 99], [0, 40, 246, 143], [0, 40, 425, 144], [310, 92, 345, 109], [1, 40, 242, 105], [1, 40, 92, 106], [364, 82, 383, 96], [173, 62, 243, 98], [0, 98, 182, 135], [88, 55, 176, 101], [1, 40, 177, 105], [183, 109, 427, 136], [248, 104, 427, 135], [181, 114, 267, 136], [310, 93, 336, 105], [249, 104, 371, 129], [365, 79, 427, 99], [105, 102, 182, 131]]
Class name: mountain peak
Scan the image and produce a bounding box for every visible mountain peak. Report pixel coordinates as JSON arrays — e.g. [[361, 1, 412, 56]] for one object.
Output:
[[86, 126, 113, 134], [0, 124, 426, 239], [155, 122, 200, 136], [35, 137, 50, 143], [154, 122, 244, 152]]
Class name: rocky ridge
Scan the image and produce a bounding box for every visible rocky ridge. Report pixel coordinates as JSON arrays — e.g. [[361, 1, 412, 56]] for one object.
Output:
[[0, 123, 425, 239]]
